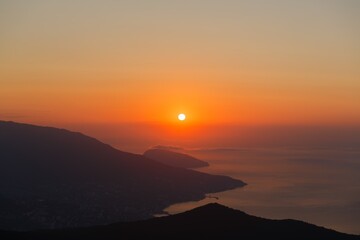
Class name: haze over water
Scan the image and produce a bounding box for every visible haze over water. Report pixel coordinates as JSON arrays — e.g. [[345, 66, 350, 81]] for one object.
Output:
[[164, 147, 360, 234]]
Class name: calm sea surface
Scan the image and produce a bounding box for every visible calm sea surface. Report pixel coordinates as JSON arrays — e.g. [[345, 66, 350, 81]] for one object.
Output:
[[164, 147, 360, 234]]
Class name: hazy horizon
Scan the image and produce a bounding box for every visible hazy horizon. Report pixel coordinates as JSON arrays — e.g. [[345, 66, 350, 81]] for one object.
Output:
[[1, 120, 360, 154], [58, 122, 360, 154]]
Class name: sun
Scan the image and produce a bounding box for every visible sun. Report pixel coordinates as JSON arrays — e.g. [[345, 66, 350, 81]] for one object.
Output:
[[178, 113, 186, 121]]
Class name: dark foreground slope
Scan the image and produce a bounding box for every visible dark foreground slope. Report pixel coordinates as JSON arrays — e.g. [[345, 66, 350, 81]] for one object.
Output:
[[143, 148, 209, 168], [0, 121, 245, 230], [1, 203, 358, 240]]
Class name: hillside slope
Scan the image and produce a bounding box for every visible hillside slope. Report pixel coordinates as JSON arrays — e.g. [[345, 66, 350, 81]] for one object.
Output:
[[1, 203, 358, 240], [0, 121, 245, 230]]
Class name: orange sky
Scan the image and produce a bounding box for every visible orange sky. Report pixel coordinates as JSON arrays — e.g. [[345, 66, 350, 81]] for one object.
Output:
[[1, 1, 360, 128]]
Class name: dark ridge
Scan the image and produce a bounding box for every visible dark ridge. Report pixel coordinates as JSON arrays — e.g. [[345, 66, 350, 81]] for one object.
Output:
[[1, 203, 358, 240], [0, 121, 245, 230], [143, 148, 209, 168]]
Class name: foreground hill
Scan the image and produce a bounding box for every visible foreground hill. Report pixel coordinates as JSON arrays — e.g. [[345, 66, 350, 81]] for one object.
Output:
[[143, 148, 209, 168], [0, 121, 245, 230], [1, 203, 358, 240]]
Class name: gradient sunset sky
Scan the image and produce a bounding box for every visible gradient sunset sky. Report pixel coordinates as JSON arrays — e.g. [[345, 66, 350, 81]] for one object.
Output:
[[1, 0, 359, 130]]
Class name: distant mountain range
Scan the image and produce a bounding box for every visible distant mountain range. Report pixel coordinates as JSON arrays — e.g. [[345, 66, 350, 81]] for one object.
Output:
[[143, 148, 209, 168], [0, 121, 245, 230], [1, 203, 358, 240]]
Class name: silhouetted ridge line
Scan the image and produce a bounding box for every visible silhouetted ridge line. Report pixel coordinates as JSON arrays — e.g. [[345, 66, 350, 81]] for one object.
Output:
[[143, 148, 209, 168], [0, 203, 357, 240]]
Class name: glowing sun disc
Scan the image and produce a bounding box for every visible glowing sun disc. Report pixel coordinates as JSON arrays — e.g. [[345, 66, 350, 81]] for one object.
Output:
[[178, 113, 186, 121]]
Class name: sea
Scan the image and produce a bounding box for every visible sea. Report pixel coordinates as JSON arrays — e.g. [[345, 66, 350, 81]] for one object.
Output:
[[163, 147, 360, 235]]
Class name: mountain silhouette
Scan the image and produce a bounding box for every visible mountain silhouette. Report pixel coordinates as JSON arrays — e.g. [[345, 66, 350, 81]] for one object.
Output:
[[143, 148, 209, 168], [0, 121, 245, 230], [1, 203, 357, 240]]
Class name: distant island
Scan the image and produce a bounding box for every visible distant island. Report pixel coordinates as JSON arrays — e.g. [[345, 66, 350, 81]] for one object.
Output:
[[1, 203, 358, 240], [143, 148, 209, 169], [0, 121, 245, 230]]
